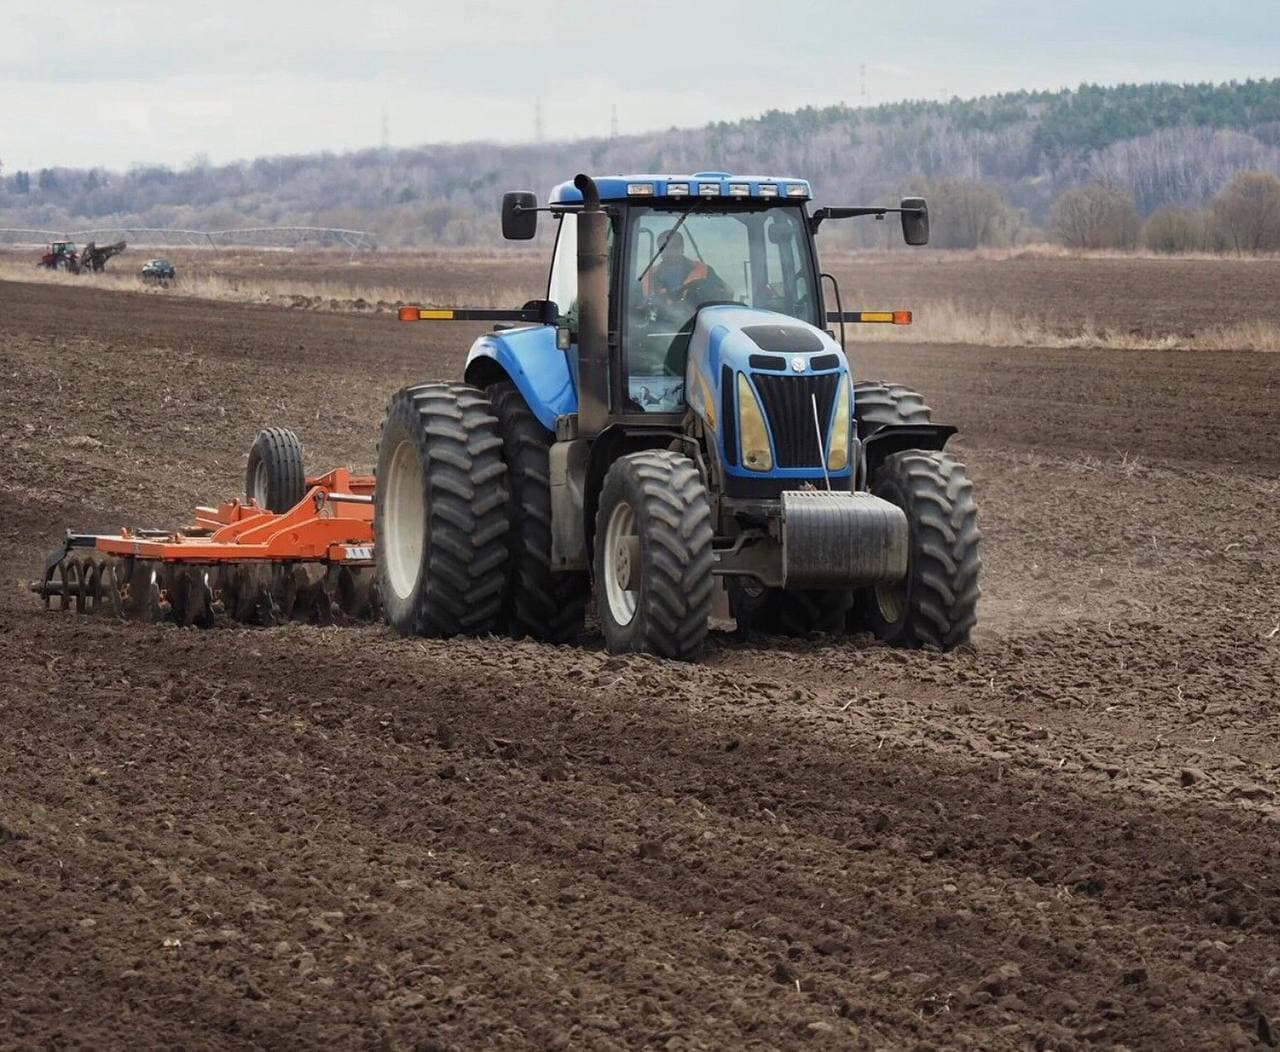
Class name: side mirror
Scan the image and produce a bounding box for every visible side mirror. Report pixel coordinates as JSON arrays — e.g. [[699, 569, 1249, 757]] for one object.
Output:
[[900, 197, 929, 246], [502, 191, 538, 240]]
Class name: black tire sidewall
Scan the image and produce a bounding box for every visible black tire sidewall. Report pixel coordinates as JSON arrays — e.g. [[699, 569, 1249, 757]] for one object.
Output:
[[862, 468, 913, 642], [487, 381, 588, 641], [591, 452, 712, 659], [246, 428, 304, 513]]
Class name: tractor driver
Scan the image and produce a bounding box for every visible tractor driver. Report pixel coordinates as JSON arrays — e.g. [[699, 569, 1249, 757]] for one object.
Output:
[[651, 231, 705, 297], [631, 227, 735, 384], [644, 230, 733, 314]]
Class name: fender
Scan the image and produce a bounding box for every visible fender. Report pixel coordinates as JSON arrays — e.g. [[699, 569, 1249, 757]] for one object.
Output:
[[463, 325, 576, 431], [862, 423, 957, 484]]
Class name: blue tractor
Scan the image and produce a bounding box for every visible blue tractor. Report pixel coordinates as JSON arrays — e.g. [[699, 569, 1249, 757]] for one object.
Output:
[[380, 173, 980, 660]]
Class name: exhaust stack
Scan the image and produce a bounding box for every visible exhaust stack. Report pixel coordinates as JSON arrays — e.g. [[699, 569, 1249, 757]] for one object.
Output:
[[574, 173, 610, 436]]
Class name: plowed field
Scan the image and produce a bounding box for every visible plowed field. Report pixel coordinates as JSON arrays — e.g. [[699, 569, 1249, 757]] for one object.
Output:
[[2, 273, 1278, 1050]]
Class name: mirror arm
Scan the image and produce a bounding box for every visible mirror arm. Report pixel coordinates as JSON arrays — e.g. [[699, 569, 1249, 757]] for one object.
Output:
[[810, 205, 923, 233], [515, 204, 621, 216]]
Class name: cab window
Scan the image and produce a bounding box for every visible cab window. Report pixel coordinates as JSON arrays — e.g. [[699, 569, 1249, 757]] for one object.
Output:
[[621, 205, 817, 413], [547, 213, 579, 326]]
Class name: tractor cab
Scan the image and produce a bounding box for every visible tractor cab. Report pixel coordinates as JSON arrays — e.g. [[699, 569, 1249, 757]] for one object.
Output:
[[539, 177, 824, 415], [39, 241, 81, 272]]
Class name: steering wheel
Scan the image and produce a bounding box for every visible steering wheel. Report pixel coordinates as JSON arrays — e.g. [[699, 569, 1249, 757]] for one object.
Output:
[[679, 274, 733, 306]]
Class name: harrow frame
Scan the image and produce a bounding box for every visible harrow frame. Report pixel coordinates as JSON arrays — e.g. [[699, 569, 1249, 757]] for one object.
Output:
[[34, 467, 380, 626]]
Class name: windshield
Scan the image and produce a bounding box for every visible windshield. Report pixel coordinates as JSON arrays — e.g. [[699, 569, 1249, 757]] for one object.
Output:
[[622, 204, 818, 412]]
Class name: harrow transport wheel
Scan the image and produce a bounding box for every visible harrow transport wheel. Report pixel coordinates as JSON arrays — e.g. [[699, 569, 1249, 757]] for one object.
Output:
[[859, 450, 981, 649], [246, 427, 306, 512], [853, 381, 931, 435], [593, 450, 713, 661], [487, 381, 589, 643], [728, 580, 853, 636], [375, 383, 509, 638]]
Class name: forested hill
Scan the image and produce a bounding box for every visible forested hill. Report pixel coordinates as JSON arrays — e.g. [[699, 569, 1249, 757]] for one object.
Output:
[[4, 78, 1280, 247]]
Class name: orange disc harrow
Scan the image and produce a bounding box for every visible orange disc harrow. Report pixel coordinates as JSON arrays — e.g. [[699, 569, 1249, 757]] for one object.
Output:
[[33, 467, 380, 626]]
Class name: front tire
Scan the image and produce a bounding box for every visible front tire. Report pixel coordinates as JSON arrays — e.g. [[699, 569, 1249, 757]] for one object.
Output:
[[374, 383, 509, 637], [593, 451, 713, 660], [860, 450, 981, 649]]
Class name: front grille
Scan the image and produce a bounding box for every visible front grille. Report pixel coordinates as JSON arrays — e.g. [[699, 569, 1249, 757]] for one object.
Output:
[[752, 373, 840, 468]]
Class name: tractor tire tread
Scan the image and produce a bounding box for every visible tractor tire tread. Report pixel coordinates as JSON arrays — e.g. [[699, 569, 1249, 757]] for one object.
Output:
[[487, 381, 589, 643], [375, 382, 509, 637], [596, 450, 713, 661], [246, 427, 306, 513], [853, 381, 932, 434], [866, 449, 981, 649]]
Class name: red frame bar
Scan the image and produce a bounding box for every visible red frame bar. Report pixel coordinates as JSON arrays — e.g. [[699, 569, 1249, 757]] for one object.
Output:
[[92, 467, 376, 563]]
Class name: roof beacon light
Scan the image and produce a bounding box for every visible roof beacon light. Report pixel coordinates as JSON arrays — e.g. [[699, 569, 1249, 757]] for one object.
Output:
[[728, 183, 750, 197], [626, 182, 655, 196], [667, 182, 690, 197], [785, 184, 808, 198], [758, 184, 779, 198], [698, 182, 721, 197]]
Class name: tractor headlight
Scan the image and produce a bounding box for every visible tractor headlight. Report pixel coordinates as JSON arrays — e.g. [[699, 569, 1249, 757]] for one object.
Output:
[[737, 374, 773, 472], [827, 374, 850, 472]]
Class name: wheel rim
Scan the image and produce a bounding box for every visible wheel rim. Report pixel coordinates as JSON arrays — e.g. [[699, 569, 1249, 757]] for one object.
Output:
[[252, 460, 269, 507], [874, 578, 906, 625], [873, 478, 908, 626], [383, 439, 426, 601], [603, 500, 639, 626]]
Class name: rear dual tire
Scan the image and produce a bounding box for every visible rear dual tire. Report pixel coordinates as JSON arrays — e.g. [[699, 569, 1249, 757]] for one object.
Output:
[[853, 381, 932, 433], [374, 389, 715, 659], [487, 381, 589, 643], [375, 383, 509, 637]]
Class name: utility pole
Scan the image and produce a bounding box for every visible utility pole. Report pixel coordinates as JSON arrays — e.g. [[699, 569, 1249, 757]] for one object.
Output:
[[381, 107, 390, 150], [610, 104, 618, 139], [860, 64, 867, 101], [535, 99, 545, 144]]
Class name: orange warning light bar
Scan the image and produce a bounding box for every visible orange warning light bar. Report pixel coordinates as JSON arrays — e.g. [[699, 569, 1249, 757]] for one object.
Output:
[[397, 306, 547, 324], [826, 310, 914, 325]]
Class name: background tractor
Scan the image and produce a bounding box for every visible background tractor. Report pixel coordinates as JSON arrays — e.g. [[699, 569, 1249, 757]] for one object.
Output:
[[382, 172, 981, 660], [38, 241, 80, 272]]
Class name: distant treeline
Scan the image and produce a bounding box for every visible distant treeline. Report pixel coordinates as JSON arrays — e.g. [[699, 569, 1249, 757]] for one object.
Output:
[[4, 78, 1280, 250]]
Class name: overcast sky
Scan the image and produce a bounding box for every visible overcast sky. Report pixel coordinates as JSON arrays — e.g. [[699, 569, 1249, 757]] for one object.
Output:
[[2, 0, 1277, 172]]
